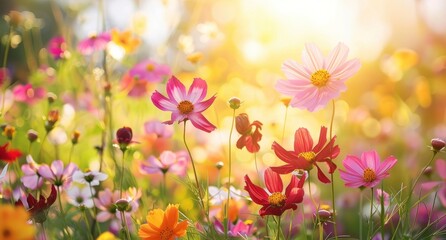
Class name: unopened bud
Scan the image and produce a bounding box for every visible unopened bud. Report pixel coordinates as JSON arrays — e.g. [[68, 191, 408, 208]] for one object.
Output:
[[3, 125, 15, 140], [72, 130, 80, 144], [216, 161, 224, 170], [115, 199, 130, 212], [431, 138, 445, 152], [27, 129, 38, 142], [228, 97, 241, 110], [280, 97, 291, 107], [423, 166, 433, 178], [47, 92, 57, 104]]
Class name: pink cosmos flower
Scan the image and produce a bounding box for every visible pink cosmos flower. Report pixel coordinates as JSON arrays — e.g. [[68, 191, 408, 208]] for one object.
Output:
[[139, 150, 189, 176], [48, 36, 66, 59], [21, 155, 43, 190], [38, 160, 78, 188], [77, 33, 111, 55], [13, 84, 46, 105], [95, 188, 140, 224], [151, 76, 216, 132], [214, 219, 254, 237], [276, 42, 361, 112], [422, 159, 446, 207], [144, 120, 173, 138], [339, 150, 397, 188], [128, 59, 171, 83]]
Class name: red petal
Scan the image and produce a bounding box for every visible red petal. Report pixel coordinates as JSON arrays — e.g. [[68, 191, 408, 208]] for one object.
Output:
[[270, 164, 297, 174], [294, 128, 313, 153], [264, 168, 283, 193], [244, 175, 269, 205], [313, 126, 328, 153], [315, 164, 331, 183], [272, 141, 297, 164]]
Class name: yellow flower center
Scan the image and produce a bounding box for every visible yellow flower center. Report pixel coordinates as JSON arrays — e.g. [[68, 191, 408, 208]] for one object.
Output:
[[177, 100, 194, 114], [298, 151, 316, 162], [26, 88, 35, 98], [363, 168, 376, 183], [268, 192, 287, 207], [146, 63, 155, 71], [311, 69, 330, 87], [159, 228, 174, 240]]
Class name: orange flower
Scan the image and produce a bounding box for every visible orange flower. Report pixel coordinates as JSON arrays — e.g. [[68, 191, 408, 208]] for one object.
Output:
[[0, 205, 35, 240], [138, 204, 188, 240], [111, 29, 141, 53]]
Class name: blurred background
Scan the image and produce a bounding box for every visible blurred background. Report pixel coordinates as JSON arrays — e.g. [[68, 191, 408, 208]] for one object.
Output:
[[1, 0, 446, 235]]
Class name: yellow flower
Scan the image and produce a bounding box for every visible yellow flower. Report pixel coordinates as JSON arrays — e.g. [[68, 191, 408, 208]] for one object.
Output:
[[0, 205, 35, 240], [187, 52, 203, 64], [111, 29, 141, 53], [96, 231, 117, 240], [138, 204, 188, 240]]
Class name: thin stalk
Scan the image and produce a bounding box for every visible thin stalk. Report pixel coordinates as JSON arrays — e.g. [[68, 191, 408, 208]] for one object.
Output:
[[89, 182, 101, 235], [328, 100, 338, 239], [277, 215, 282, 240], [380, 183, 385, 240], [1, 26, 12, 117], [41, 222, 48, 240], [225, 108, 236, 238], [368, 187, 374, 239], [281, 105, 289, 143], [182, 121, 205, 212], [120, 211, 132, 240], [68, 144, 75, 163], [38, 133, 48, 163], [287, 210, 295, 240], [82, 208, 94, 240], [359, 189, 363, 239], [57, 186, 72, 239], [318, 222, 323, 240], [254, 152, 261, 182], [120, 150, 126, 198]]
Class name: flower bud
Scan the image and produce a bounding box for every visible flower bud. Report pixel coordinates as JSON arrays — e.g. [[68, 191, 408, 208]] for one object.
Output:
[[235, 113, 251, 135], [116, 127, 133, 151], [2, 125, 15, 140], [6, 11, 23, 28], [47, 92, 57, 104], [216, 161, 224, 170], [317, 209, 332, 222], [27, 129, 38, 142], [431, 138, 445, 152], [423, 166, 433, 178], [115, 199, 130, 212], [228, 97, 241, 110], [104, 82, 112, 96], [45, 110, 59, 132], [280, 97, 291, 107], [71, 130, 80, 145]]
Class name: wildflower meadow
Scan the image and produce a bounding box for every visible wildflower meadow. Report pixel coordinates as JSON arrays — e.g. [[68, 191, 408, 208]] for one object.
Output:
[[1, 0, 446, 239]]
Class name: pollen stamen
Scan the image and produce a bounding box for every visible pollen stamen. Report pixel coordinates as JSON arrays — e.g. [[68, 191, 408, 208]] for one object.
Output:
[[311, 69, 330, 87], [363, 168, 376, 183], [268, 192, 287, 207], [177, 100, 194, 114]]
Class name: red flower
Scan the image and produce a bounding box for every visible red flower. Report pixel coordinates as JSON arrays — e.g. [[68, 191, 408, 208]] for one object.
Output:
[[0, 143, 21, 163], [117, 127, 133, 145], [271, 126, 339, 183], [235, 113, 263, 153], [16, 185, 57, 223], [244, 168, 305, 217]]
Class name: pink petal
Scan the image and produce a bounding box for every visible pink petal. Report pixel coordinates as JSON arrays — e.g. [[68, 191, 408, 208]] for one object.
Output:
[[289, 87, 320, 111], [330, 58, 361, 80], [282, 59, 312, 80], [147, 156, 163, 169], [325, 42, 349, 73], [376, 156, 397, 176], [159, 151, 176, 166], [275, 80, 311, 96], [302, 43, 324, 72], [151, 91, 177, 111], [187, 78, 208, 103], [188, 113, 216, 133], [436, 159, 446, 179], [193, 95, 216, 112], [294, 128, 313, 153], [264, 168, 283, 193], [164, 111, 183, 125], [166, 76, 186, 104], [342, 155, 366, 175], [51, 160, 64, 178], [361, 150, 380, 170], [37, 165, 55, 180]]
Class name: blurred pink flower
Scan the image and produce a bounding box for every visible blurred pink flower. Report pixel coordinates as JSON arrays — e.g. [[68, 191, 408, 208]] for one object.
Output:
[[339, 150, 397, 188], [48, 36, 66, 59], [37, 160, 78, 188], [375, 188, 390, 206], [0, 68, 10, 86], [214, 219, 254, 237], [13, 84, 46, 105], [144, 120, 173, 138], [276, 43, 360, 112], [129, 59, 170, 83], [21, 155, 43, 190], [77, 33, 111, 55], [422, 159, 446, 207], [139, 150, 188, 176], [151, 76, 216, 132]]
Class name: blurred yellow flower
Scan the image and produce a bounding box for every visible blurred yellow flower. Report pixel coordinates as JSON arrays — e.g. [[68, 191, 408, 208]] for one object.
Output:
[[392, 48, 418, 71], [138, 204, 188, 240], [187, 52, 203, 64], [96, 231, 117, 240], [111, 29, 141, 53], [0, 205, 35, 240]]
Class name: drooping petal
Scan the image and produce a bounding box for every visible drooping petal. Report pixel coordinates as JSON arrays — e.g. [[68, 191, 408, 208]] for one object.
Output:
[[315, 164, 331, 183], [270, 164, 299, 174], [173, 220, 188, 237], [271, 141, 297, 164], [244, 175, 269, 205], [264, 168, 283, 193], [188, 113, 216, 133], [166, 76, 186, 104], [294, 128, 313, 153], [151, 91, 177, 111], [187, 78, 208, 103], [285, 175, 298, 196]]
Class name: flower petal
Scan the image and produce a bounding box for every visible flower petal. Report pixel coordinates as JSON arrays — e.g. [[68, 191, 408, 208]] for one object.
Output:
[[302, 43, 324, 71], [282, 59, 312, 80], [151, 91, 177, 111], [244, 174, 269, 205], [188, 113, 216, 133], [294, 128, 313, 154], [264, 168, 283, 193], [275, 80, 311, 96], [325, 42, 349, 73], [187, 78, 208, 103], [166, 76, 186, 103], [193, 95, 216, 112]]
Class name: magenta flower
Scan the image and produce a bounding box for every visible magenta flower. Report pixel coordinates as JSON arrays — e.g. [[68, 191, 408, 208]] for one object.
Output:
[[37, 160, 78, 188], [13, 84, 46, 105], [21, 155, 43, 190], [214, 219, 254, 237], [48, 36, 66, 59], [140, 150, 188, 176], [129, 59, 171, 83], [276, 43, 361, 111], [77, 33, 111, 55], [339, 150, 397, 188], [151, 76, 216, 132]]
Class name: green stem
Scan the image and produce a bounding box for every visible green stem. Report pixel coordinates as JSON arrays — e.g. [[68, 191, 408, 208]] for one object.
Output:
[[328, 100, 338, 239], [41, 222, 48, 240], [359, 189, 363, 239], [182, 121, 205, 213], [120, 150, 126, 198], [68, 144, 74, 163], [120, 211, 131, 240], [380, 183, 385, 240], [281, 105, 289, 143], [89, 183, 101, 235], [57, 186, 72, 239], [225, 108, 236, 238], [368, 187, 374, 239], [1, 26, 11, 117], [254, 152, 261, 183], [82, 208, 94, 240], [318, 222, 323, 240], [277, 215, 282, 240]]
